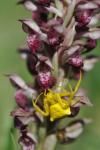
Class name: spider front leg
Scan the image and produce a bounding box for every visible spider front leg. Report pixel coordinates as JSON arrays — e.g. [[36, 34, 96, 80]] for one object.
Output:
[[67, 72, 82, 104], [32, 99, 49, 116], [58, 81, 73, 97], [67, 82, 73, 93], [73, 71, 82, 95]]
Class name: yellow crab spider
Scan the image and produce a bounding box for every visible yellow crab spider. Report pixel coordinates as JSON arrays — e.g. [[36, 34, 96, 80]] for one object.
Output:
[[33, 72, 82, 121]]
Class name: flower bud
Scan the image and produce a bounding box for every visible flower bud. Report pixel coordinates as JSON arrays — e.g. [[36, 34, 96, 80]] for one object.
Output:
[[68, 107, 80, 117], [57, 118, 91, 144], [19, 131, 37, 150], [27, 54, 38, 75], [32, 11, 41, 23], [75, 10, 92, 28], [68, 55, 83, 68], [85, 38, 97, 50], [37, 72, 56, 89], [27, 34, 41, 53], [14, 117, 26, 129], [15, 90, 29, 108], [47, 29, 61, 46], [36, 0, 51, 7]]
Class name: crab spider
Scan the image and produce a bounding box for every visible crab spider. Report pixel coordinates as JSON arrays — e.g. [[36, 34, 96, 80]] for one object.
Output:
[[33, 72, 82, 121]]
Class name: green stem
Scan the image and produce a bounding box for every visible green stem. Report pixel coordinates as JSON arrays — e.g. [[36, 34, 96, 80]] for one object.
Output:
[[36, 127, 47, 150], [42, 134, 57, 150]]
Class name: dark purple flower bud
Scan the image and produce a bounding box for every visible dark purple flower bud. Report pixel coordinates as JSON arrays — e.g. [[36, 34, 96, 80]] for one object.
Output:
[[75, 10, 92, 28], [27, 34, 41, 53], [32, 11, 41, 23], [68, 55, 83, 68], [36, 0, 51, 7], [27, 54, 38, 75], [85, 38, 97, 50], [11, 108, 35, 126], [68, 107, 80, 117], [15, 90, 29, 108], [18, 46, 30, 60], [14, 117, 25, 129], [37, 72, 56, 89], [19, 131, 37, 150], [47, 17, 63, 26], [72, 68, 83, 80], [47, 29, 61, 46], [57, 118, 91, 144], [32, 8, 48, 24]]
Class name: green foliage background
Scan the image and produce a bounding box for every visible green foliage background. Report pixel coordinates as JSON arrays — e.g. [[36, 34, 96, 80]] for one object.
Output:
[[0, 0, 100, 149]]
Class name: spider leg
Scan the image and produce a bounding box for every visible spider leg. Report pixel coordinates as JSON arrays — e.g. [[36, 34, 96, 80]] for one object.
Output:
[[44, 98, 50, 115], [33, 100, 49, 116], [44, 90, 47, 97], [73, 71, 82, 95], [48, 82, 71, 97], [59, 92, 71, 97], [48, 89, 54, 94], [67, 92, 74, 105], [71, 96, 81, 106], [34, 92, 44, 104], [67, 72, 82, 104], [56, 93, 68, 108], [32, 92, 49, 116], [58, 85, 71, 97], [59, 80, 73, 97], [67, 82, 73, 93]]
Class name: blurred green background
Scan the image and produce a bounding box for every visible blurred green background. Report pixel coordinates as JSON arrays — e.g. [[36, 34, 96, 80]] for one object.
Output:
[[0, 0, 100, 150]]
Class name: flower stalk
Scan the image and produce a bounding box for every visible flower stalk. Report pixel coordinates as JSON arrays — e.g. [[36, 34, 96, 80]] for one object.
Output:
[[8, 0, 100, 149]]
